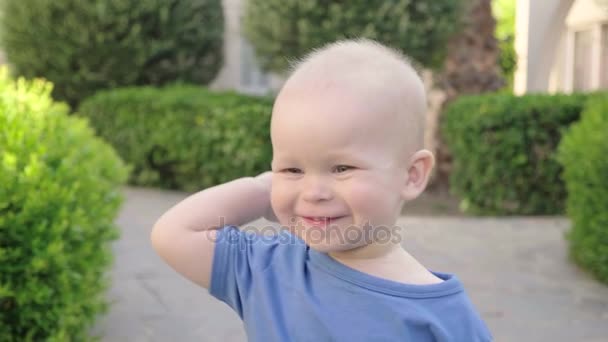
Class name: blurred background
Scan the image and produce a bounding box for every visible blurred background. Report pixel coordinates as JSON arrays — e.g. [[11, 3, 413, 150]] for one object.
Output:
[[0, 0, 607, 341]]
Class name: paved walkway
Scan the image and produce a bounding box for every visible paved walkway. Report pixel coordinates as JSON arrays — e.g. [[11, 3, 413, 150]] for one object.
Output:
[[92, 187, 608, 341]]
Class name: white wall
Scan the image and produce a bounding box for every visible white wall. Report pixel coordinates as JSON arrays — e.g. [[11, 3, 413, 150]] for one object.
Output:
[[515, 0, 608, 94], [209, 0, 243, 91], [514, 0, 574, 94], [559, 0, 608, 92], [209, 0, 281, 95], [567, 0, 608, 27]]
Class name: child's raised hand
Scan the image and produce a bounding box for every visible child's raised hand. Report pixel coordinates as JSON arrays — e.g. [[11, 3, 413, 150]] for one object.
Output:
[[254, 171, 279, 223]]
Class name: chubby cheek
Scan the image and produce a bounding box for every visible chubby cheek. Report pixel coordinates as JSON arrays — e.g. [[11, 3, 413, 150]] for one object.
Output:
[[345, 178, 399, 227]]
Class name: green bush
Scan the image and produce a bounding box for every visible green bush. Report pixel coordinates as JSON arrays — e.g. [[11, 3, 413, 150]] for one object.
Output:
[[78, 85, 273, 192], [243, 0, 462, 72], [442, 93, 589, 215], [0, 0, 224, 107], [0, 67, 130, 340], [557, 95, 608, 284]]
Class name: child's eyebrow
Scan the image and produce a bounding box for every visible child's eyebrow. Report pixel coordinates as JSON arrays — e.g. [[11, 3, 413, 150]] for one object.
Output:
[[270, 156, 295, 165], [324, 150, 366, 162], [272, 150, 373, 166]]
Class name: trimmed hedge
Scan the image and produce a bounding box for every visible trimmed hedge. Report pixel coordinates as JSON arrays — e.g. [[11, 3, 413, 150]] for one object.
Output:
[[78, 85, 273, 192], [243, 0, 462, 72], [0, 0, 224, 107], [442, 93, 588, 215], [557, 95, 608, 284], [0, 68, 130, 340]]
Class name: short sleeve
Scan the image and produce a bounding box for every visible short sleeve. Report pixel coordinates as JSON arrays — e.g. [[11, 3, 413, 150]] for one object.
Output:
[[208, 225, 283, 318]]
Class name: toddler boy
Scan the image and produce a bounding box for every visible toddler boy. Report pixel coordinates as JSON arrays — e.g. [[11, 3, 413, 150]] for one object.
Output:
[[152, 39, 492, 341]]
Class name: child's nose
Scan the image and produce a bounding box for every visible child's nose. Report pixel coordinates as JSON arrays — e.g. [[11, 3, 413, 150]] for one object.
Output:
[[300, 175, 334, 202]]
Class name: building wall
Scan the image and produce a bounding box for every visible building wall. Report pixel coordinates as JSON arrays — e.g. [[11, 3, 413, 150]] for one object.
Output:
[[515, 0, 608, 94], [209, 0, 281, 95], [514, 0, 574, 94], [209, 0, 244, 91], [562, 0, 608, 92], [567, 0, 608, 26]]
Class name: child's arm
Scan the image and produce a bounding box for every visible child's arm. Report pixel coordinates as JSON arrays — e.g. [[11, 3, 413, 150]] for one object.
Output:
[[150, 172, 273, 289]]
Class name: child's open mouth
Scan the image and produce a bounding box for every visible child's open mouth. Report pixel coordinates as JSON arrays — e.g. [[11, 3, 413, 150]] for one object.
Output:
[[301, 216, 344, 227]]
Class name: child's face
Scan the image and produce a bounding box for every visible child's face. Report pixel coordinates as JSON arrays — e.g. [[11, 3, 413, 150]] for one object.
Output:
[[270, 86, 410, 253]]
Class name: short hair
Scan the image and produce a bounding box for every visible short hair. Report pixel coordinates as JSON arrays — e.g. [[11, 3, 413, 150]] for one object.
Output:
[[280, 38, 427, 153], [288, 38, 418, 77]]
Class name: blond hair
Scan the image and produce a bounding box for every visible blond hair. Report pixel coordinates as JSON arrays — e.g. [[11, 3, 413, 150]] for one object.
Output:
[[281, 38, 427, 153]]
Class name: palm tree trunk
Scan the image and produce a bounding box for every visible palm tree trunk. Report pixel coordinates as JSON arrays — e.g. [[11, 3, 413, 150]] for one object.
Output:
[[430, 0, 505, 191]]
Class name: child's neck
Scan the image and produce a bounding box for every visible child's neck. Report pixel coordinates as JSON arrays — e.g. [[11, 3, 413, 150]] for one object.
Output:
[[328, 241, 443, 285]]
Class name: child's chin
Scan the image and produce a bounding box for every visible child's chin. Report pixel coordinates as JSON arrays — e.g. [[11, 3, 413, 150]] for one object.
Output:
[[306, 241, 366, 253]]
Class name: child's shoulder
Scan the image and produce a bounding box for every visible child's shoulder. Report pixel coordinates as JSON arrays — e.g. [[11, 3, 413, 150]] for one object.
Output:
[[214, 225, 307, 270]]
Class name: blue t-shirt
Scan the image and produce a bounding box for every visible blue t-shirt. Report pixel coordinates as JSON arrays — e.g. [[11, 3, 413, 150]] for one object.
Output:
[[209, 225, 493, 341]]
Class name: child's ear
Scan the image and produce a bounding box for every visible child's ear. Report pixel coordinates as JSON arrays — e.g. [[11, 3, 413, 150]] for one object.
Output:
[[400, 149, 435, 201]]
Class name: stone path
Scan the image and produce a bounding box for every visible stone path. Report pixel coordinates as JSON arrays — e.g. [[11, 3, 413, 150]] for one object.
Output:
[[91, 187, 608, 341]]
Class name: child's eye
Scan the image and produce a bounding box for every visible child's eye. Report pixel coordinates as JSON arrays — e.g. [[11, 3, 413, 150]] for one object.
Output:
[[334, 165, 353, 173], [283, 168, 302, 174]]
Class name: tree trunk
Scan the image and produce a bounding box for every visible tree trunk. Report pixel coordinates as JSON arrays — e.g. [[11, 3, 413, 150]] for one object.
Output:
[[429, 0, 505, 192]]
